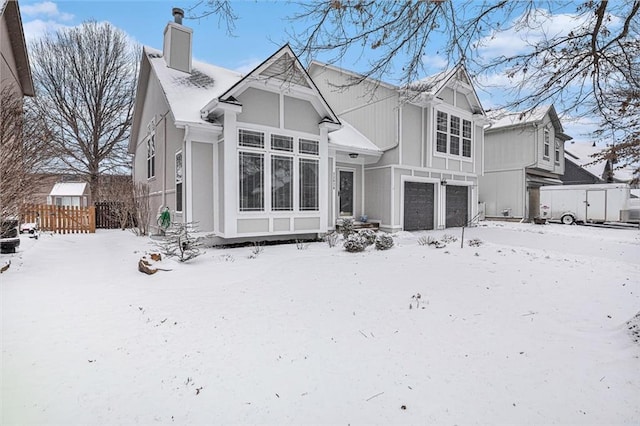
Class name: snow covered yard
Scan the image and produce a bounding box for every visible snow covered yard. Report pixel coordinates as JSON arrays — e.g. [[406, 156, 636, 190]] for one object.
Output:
[[1, 222, 639, 425]]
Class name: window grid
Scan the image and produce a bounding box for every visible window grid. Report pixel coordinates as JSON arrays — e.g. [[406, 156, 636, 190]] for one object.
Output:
[[271, 155, 293, 211], [299, 139, 319, 155], [436, 111, 472, 158], [544, 129, 550, 158], [271, 134, 293, 152], [147, 134, 155, 179], [299, 158, 319, 211], [239, 151, 264, 212], [239, 129, 265, 149], [175, 151, 183, 212]]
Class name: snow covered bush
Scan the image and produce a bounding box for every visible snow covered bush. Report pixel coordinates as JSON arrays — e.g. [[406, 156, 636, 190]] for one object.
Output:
[[155, 222, 203, 262], [340, 218, 355, 238], [375, 234, 394, 250], [358, 228, 377, 246], [467, 238, 483, 247], [441, 234, 458, 243], [343, 233, 366, 252]]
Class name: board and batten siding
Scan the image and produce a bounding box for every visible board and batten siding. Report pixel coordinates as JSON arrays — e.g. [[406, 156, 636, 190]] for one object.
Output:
[[479, 169, 525, 217], [401, 104, 422, 167], [364, 167, 392, 229], [236, 87, 279, 128], [283, 96, 321, 135], [191, 141, 214, 231]]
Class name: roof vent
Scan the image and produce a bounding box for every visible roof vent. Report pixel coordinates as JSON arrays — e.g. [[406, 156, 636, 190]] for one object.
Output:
[[172, 8, 184, 25]]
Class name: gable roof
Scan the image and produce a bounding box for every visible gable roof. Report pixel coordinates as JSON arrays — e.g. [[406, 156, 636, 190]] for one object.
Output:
[[130, 44, 340, 152], [487, 104, 572, 140], [565, 141, 636, 183], [207, 44, 340, 126], [49, 182, 88, 197], [1, 0, 34, 96]]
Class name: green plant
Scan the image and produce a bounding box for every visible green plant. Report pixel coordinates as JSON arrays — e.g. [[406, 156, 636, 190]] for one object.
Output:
[[375, 234, 394, 250], [358, 228, 377, 246], [340, 217, 355, 238], [343, 233, 366, 252]]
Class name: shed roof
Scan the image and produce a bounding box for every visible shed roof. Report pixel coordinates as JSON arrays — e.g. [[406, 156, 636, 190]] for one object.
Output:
[[49, 182, 88, 197]]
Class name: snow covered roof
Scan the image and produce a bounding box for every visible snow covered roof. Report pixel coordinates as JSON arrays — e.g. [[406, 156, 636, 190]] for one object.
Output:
[[145, 46, 243, 126], [488, 105, 551, 128], [49, 182, 88, 197], [565, 141, 637, 183], [487, 105, 571, 140], [328, 120, 382, 156]]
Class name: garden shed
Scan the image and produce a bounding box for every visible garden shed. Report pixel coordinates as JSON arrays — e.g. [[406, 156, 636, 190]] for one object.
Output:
[[47, 182, 91, 207]]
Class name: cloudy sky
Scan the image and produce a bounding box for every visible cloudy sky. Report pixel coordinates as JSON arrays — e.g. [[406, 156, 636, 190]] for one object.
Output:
[[17, 0, 602, 144]]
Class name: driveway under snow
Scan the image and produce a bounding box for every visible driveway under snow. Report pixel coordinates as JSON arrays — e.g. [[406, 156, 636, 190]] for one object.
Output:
[[1, 222, 639, 424]]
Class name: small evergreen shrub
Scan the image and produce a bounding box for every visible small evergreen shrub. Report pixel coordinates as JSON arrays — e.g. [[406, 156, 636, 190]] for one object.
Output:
[[375, 234, 394, 250], [340, 218, 355, 238], [343, 233, 366, 252], [358, 228, 377, 246]]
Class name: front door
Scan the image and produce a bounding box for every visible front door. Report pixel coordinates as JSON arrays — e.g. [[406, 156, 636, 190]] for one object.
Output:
[[339, 170, 354, 217]]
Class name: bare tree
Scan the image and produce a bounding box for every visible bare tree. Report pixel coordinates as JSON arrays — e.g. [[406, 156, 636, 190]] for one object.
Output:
[[191, 1, 639, 172], [0, 86, 54, 217], [29, 21, 140, 200], [132, 182, 151, 236]]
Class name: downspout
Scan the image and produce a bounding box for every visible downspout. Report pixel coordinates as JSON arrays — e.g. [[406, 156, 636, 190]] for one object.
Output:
[[162, 111, 168, 210], [184, 124, 191, 224]]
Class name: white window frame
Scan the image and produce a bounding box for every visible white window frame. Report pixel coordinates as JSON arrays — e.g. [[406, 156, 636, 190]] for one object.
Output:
[[146, 133, 155, 179], [543, 128, 550, 159], [433, 107, 473, 161], [554, 139, 561, 164], [175, 151, 183, 213], [237, 128, 320, 214]]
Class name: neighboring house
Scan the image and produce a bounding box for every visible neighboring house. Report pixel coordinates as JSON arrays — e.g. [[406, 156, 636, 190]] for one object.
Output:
[[480, 105, 572, 220], [308, 62, 489, 231], [129, 9, 350, 241], [563, 141, 637, 186], [47, 182, 91, 207], [0, 0, 34, 96]]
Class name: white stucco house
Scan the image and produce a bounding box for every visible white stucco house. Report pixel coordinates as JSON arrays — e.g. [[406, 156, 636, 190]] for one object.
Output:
[[479, 105, 572, 220], [308, 62, 489, 231], [129, 9, 379, 242]]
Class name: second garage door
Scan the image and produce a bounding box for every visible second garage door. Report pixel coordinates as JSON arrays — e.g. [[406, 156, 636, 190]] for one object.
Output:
[[404, 182, 435, 231], [446, 185, 468, 228]]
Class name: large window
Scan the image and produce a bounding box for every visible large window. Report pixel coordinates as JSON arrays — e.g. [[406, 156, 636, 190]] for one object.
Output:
[[146, 134, 155, 179], [271, 155, 293, 210], [239, 152, 264, 211], [175, 151, 183, 212], [299, 158, 319, 211], [238, 129, 319, 213], [436, 110, 472, 158]]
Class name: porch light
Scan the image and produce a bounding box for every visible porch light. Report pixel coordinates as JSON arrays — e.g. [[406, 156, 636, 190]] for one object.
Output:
[[440, 179, 447, 186], [349, 153, 359, 159]]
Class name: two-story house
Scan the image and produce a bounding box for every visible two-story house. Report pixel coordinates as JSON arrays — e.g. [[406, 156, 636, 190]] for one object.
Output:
[[129, 9, 376, 242], [308, 62, 488, 231], [480, 105, 572, 220]]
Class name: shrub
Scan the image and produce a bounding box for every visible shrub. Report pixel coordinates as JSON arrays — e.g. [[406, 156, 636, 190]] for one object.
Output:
[[375, 234, 394, 250], [340, 218, 355, 238], [324, 231, 339, 248], [358, 228, 377, 246], [441, 234, 458, 243], [467, 238, 483, 247], [343, 233, 366, 252]]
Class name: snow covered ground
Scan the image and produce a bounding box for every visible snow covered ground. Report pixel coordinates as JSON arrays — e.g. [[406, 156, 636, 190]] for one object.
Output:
[[1, 222, 639, 425]]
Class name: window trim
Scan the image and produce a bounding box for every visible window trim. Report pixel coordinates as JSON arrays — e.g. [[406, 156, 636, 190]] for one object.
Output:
[[434, 108, 473, 161], [237, 127, 321, 214], [543, 128, 550, 159], [146, 133, 155, 179], [175, 151, 183, 213]]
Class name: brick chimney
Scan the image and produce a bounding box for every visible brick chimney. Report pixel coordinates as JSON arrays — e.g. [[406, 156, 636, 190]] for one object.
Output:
[[163, 7, 192, 73]]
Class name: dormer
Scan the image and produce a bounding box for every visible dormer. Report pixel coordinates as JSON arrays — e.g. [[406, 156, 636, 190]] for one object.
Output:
[[163, 8, 192, 74]]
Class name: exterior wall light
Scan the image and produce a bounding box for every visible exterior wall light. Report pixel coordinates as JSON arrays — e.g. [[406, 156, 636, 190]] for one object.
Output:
[[349, 153, 359, 159]]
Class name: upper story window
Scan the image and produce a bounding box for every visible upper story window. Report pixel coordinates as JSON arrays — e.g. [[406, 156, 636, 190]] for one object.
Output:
[[146, 134, 155, 179], [554, 139, 561, 164], [271, 134, 293, 152], [543, 129, 550, 159], [436, 110, 472, 158]]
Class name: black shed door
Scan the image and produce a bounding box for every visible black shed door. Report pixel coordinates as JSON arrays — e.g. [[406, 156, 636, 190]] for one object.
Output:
[[403, 182, 435, 231], [446, 185, 468, 228]]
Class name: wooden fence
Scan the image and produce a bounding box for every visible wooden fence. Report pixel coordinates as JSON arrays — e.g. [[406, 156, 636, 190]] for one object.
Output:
[[22, 204, 95, 234]]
